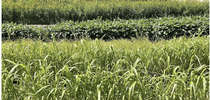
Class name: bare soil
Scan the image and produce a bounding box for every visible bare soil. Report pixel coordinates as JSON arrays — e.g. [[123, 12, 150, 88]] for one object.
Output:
[[26, 25, 56, 28]]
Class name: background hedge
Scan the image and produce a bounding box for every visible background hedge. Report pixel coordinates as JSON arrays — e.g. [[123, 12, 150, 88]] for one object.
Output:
[[2, 0, 209, 24]]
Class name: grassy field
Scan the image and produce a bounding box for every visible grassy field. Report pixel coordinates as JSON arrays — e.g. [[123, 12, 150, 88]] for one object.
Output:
[[2, 36, 209, 99], [2, 0, 209, 24], [2, 0, 209, 99]]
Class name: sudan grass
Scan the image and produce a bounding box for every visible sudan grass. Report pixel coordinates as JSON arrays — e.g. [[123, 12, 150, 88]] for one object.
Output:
[[2, 37, 209, 99], [2, 0, 209, 24]]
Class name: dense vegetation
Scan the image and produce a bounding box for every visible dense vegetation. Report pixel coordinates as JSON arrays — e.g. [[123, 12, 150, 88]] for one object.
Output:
[[2, 0, 209, 99], [2, 37, 209, 99], [2, 16, 209, 41], [2, 0, 209, 24]]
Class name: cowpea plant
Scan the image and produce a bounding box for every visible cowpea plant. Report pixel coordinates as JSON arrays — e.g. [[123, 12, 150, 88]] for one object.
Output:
[[2, 16, 209, 41]]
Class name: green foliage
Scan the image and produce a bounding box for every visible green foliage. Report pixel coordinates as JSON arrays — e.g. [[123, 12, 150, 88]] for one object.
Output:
[[2, 0, 209, 24], [2, 37, 209, 99], [2, 16, 209, 41]]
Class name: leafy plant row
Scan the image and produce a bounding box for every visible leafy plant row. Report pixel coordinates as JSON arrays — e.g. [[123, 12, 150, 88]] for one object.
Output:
[[2, 0, 209, 24], [2, 16, 209, 41]]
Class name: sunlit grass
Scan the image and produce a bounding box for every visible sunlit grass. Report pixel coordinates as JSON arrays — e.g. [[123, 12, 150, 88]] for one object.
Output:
[[2, 36, 209, 100]]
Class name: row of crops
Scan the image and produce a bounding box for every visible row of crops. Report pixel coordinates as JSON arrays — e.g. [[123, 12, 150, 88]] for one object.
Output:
[[2, 0, 209, 99], [2, 0, 209, 24], [2, 16, 209, 41], [2, 37, 209, 100]]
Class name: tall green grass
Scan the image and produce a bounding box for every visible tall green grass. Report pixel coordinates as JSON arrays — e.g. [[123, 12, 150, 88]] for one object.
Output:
[[2, 36, 209, 99], [2, 0, 209, 24]]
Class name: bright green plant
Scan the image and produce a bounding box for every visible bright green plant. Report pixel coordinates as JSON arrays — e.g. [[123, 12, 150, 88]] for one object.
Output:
[[2, 36, 209, 99]]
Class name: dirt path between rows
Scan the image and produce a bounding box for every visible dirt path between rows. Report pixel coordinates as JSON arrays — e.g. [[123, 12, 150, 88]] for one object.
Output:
[[26, 25, 56, 28]]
